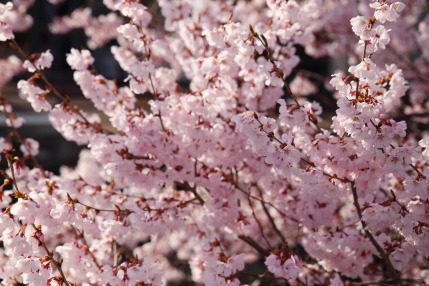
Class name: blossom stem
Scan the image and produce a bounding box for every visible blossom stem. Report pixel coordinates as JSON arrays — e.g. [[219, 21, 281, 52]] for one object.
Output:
[[31, 224, 72, 286], [247, 192, 272, 248], [253, 31, 322, 132], [0, 95, 42, 169], [354, 41, 368, 107], [350, 182, 400, 281], [70, 226, 102, 271], [9, 38, 109, 134], [5, 154, 24, 197], [238, 235, 268, 256], [255, 185, 287, 244]]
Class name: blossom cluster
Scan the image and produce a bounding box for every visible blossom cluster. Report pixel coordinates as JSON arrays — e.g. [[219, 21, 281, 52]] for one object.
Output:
[[0, 0, 428, 285]]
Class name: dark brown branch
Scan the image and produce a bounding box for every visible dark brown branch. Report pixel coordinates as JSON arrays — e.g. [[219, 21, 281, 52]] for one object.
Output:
[[10, 38, 111, 134], [173, 181, 205, 204], [32, 224, 72, 286], [70, 226, 102, 271], [251, 30, 322, 133], [350, 182, 400, 281], [238, 235, 268, 256], [247, 192, 272, 248], [255, 185, 287, 244]]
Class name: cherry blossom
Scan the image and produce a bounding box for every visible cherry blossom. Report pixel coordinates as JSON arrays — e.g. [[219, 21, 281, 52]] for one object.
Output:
[[20, 138, 40, 157], [370, 2, 406, 23], [66, 48, 94, 71], [265, 249, 303, 280], [23, 50, 53, 73], [0, 2, 15, 41], [0, 55, 22, 88], [0, 0, 427, 285], [17, 80, 52, 112]]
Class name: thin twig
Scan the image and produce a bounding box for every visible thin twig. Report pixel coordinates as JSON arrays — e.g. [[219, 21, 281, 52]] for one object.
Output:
[[238, 235, 269, 256], [10, 38, 109, 134], [255, 185, 286, 244], [350, 182, 400, 281], [247, 192, 272, 249], [251, 29, 322, 133], [70, 226, 102, 271], [31, 224, 72, 286]]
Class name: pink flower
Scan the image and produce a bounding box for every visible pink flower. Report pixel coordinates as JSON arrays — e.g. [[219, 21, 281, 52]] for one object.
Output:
[[202, 27, 225, 48], [350, 16, 370, 38], [50, 7, 92, 33], [20, 138, 39, 156], [6, 114, 25, 128], [10, 199, 39, 224], [0, 2, 14, 41], [17, 80, 51, 112], [114, 0, 152, 27], [0, 0, 426, 284], [0, 213, 15, 239], [419, 137, 429, 159], [66, 48, 94, 70], [265, 250, 303, 280], [330, 275, 345, 286], [371, 25, 391, 51], [290, 74, 317, 96], [370, 2, 405, 23], [23, 50, 53, 72], [362, 203, 396, 231], [0, 137, 12, 154], [0, 55, 23, 88], [127, 257, 164, 285]]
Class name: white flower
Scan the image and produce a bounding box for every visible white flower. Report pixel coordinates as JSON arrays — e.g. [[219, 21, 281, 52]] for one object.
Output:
[[370, 2, 405, 23], [10, 199, 39, 224], [66, 48, 94, 70], [0, 2, 14, 41], [20, 138, 39, 156], [265, 251, 303, 280], [23, 50, 53, 72]]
